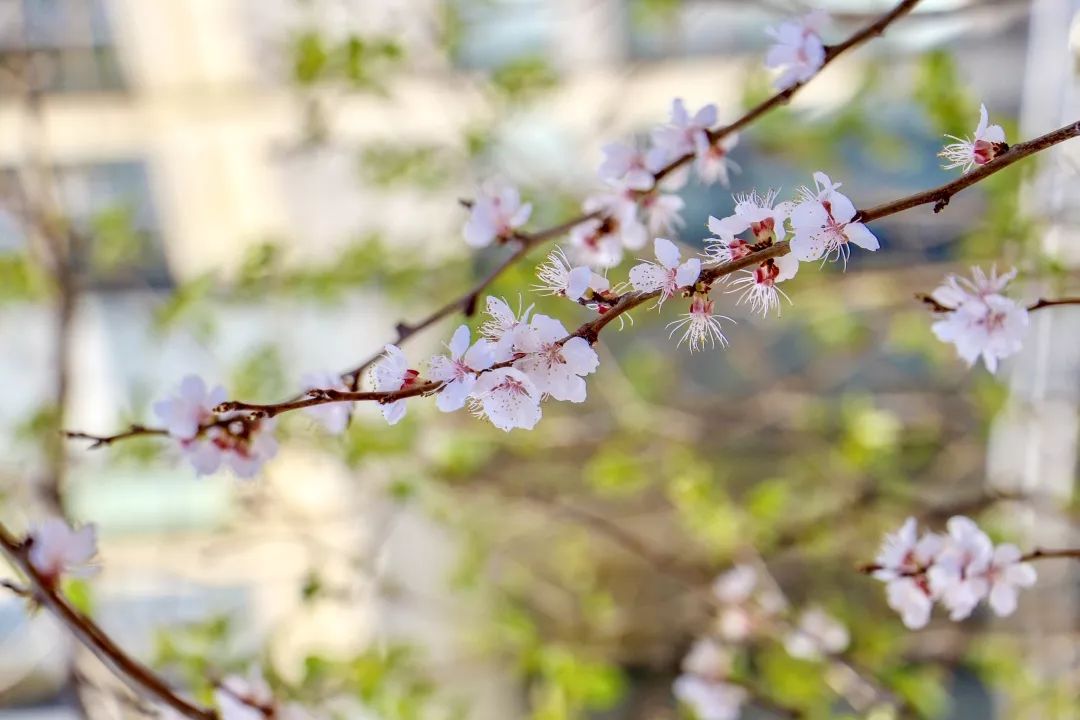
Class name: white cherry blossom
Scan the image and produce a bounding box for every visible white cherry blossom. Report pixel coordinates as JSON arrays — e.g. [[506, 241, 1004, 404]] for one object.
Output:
[[153, 375, 225, 441], [371, 344, 420, 425], [672, 675, 747, 720], [300, 371, 351, 434], [727, 254, 800, 317], [650, 99, 717, 167], [939, 104, 1007, 173], [27, 518, 99, 583], [693, 131, 739, 187], [628, 237, 701, 305], [534, 247, 609, 301], [469, 367, 542, 431], [984, 544, 1037, 617], [930, 267, 1028, 374], [598, 141, 655, 191], [428, 325, 495, 412], [783, 608, 850, 660], [640, 192, 686, 236], [872, 517, 943, 583], [681, 638, 732, 680], [927, 516, 995, 621], [712, 564, 758, 605], [515, 314, 599, 402], [886, 576, 935, 630], [707, 189, 792, 247], [482, 296, 534, 362], [668, 296, 733, 352], [790, 172, 879, 263], [463, 182, 532, 248], [765, 10, 828, 90]]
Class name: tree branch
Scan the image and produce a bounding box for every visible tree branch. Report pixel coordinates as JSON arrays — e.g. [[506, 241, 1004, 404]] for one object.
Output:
[[65, 116, 1080, 445], [857, 547, 1080, 575], [0, 522, 218, 720], [338, 0, 924, 384]]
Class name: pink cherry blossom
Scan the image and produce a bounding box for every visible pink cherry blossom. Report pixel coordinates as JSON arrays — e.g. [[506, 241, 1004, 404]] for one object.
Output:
[[469, 367, 542, 431], [153, 374, 225, 441], [371, 344, 420, 425], [765, 10, 828, 90], [598, 141, 655, 191], [668, 296, 733, 352], [514, 314, 599, 402], [726, 254, 800, 317], [790, 172, 879, 264], [628, 237, 701, 305], [27, 518, 99, 584], [940, 104, 1007, 173], [427, 325, 495, 412], [463, 181, 532, 248], [930, 267, 1028, 373], [533, 247, 609, 301]]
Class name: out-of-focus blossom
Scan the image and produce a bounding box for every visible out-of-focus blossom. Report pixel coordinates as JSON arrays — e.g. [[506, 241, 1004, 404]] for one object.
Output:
[[27, 518, 99, 584], [463, 182, 532, 248], [765, 10, 828, 90]]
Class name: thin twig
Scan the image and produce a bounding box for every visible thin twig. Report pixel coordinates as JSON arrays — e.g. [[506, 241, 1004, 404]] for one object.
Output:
[[0, 522, 217, 720], [857, 547, 1080, 575]]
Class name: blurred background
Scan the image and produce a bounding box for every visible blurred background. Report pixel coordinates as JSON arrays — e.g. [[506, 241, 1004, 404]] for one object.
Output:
[[0, 0, 1078, 718]]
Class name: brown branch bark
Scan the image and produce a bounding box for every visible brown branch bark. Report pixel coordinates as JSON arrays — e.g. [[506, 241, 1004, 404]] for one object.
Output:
[[0, 522, 218, 720]]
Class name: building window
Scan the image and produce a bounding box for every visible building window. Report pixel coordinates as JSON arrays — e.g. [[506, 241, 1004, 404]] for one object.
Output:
[[0, 161, 171, 289], [0, 0, 125, 93]]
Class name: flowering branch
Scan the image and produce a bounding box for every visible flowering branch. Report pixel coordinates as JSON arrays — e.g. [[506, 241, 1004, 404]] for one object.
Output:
[[0, 521, 218, 720], [64, 115, 1080, 449], [857, 547, 1080, 575], [337, 0, 923, 385], [917, 293, 1080, 313]]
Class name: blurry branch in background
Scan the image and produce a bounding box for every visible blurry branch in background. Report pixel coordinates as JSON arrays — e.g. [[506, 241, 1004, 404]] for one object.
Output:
[[62, 115, 1080, 447], [917, 293, 1080, 313], [0, 522, 219, 720]]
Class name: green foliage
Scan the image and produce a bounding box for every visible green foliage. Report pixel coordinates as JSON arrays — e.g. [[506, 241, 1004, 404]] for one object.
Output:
[[88, 205, 148, 274], [292, 31, 404, 90], [61, 577, 94, 615], [886, 665, 950, 719], [231, 344, 286, 402], [360, 143, 461, 190], [913, 51, 971, 135], [0, 252, 48, 303], [490, 56, 559, 103], [664, 450, 742, 555], [584, 442, 650, 497], [529, 646, 624, 720]]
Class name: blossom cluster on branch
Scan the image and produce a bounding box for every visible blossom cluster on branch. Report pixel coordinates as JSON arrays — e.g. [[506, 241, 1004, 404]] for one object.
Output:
[[870, 516, 1037, 629]]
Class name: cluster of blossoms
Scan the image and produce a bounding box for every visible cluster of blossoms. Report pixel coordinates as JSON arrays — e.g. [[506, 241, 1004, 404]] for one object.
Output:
[[871, 516, 1037, 629], [368, 297, 598, 432], [154, 376, 279, 478], [929, 266, 1029, 374], [674, 564, 849, 720]]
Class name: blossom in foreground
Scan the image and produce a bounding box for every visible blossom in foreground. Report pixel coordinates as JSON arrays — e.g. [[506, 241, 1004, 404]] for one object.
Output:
[[939, 104, 1007, 173], [463, 182, 532, 248], [27, 518, 99, 584], [672, 675, 747, 720], [482, 296, 534, 362], [870, 516, 1038, 629], [371, 344, 420, 425], [469, 367, 542, 431], [300, 371, 351, 434], [153, 374, 225, 441], [707, 189, 791, 250], [533, 247, 609, 301], [765, 10, 828, 90], [628, 237, 701, 305], [930, 267, 1028, 373], [668, 296, 732, 352], [783, 608, 849, 660], [515, 314, 599, 402], [598, 141, 655, 191], [727, 255, 800, 317], [427, 325, 495, 412], [790, 171, 879, 263]]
